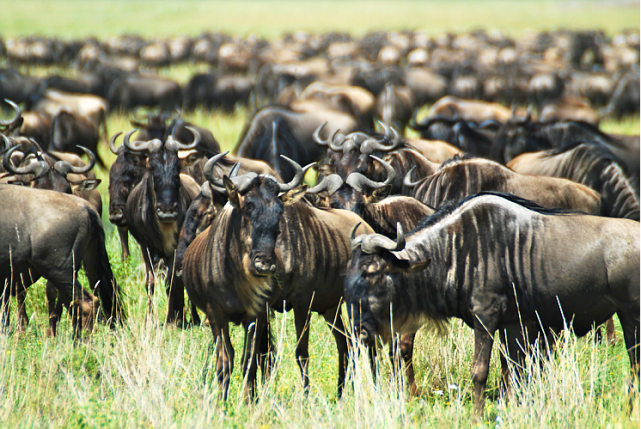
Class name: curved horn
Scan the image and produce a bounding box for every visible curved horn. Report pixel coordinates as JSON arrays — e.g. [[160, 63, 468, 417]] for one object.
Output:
[[277, 155, 305, 192], [200, 181, 212, 199], [402, 166, 423, 189], [349, 222, 362, 243], [229, 162, 241, 178], [360, 133, 400, 154], [1, 134, 12, 153], [345, 155, 396, 192], [0, 99, 21, 127], [165, 125, 201, 152], [313, 122, 346, 152], [203, 151, 230, 192], [360, 223, 406, 254], [3, 145, 49, 178], [123, 129, 162, 153], [54, 146, 96, 176], [307, 174, 344, 195], [109, 131, 123, 154]]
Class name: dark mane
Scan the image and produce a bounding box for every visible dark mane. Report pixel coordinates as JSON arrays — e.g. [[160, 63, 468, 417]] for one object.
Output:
[[411, 191, 584, 234], [438, 153, 477, 168], [544, 140, 627, 173]]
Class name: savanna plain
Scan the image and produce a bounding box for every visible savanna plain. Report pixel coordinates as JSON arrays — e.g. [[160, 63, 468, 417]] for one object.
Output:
[[0, 1, 639, 427]]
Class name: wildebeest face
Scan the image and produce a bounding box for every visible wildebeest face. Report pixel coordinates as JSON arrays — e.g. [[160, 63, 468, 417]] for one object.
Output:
[[345, 246, 431, 345], [148, 150, 181, 223], [108, 152, 145, 225], [225, 176, 306, 277]]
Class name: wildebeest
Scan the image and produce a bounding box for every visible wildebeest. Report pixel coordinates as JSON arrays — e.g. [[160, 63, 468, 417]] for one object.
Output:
[[507, 142, 640, 220], [490, 117, 640, 185], [50, 110, 106, 169], [234, 105, 358, 182], [123, 128, 202, 324], [424, 95, 524, 123], [345, 193, 639, 417], [182, 155, 374, 400], [107, 73, 182, 111], [307, 156, 435, 395], [406, 156, 602, 214], [375, 83, 415, 134], [0, 185, 124, 336]]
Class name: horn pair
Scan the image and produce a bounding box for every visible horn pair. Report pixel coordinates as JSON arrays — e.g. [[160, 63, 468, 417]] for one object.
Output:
[[204, 152, 310, 195]]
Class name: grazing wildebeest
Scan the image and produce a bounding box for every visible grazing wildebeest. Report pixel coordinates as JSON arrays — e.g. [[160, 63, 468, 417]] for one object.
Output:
[[123, 128, 202, 324], [409, 114, 497, 157], [182, 155, 374, 400], [406, 156, 602, 215], [307, 156, 435, 396], [345, 193, 639, 417], [424, 95, 525, 123], [0, 185, 124, 336], [507, 142, 640, 221]]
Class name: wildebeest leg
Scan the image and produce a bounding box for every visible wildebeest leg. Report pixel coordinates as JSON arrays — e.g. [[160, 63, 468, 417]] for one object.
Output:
[[618, 308, 640, 381], [117, 227, 130, 261], [240, 316, 265, 402], [141, 247, 156, 321], [322, 307, 349, 397], [258, 315, 275, 381], [16, 290, 28, 333], [207, 304, 234, 400], [472, 324, 495, 418], [165, 255, 186, 325], [46, 281, 60, 337], [389, 333, 420, 396], [293, 307, 311, 393], [605, 318, 617, 345]]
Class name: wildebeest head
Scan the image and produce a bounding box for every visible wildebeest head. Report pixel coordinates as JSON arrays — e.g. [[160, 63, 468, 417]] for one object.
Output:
[[345, 223, 430, 345], [490, 106, 549, 163], [108, 130, 146, 225], [3, 143, 98, 194], [308, 155, 395, 216], [205, 153, 309, 276], [314, 122, 401, 178], [123, 126, 201, 223]]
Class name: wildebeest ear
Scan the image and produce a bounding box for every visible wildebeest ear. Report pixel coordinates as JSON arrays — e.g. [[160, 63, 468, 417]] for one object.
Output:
[[369, 184, 392, 203], [280, 184, 308, 206], [178, 149, 201, 167], [71, 179, 101, 192], [223, 175, 241, 210]]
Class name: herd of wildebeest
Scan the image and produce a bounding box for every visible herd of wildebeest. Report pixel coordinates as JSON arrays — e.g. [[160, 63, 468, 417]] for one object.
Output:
[[0, 28, 639, 416]]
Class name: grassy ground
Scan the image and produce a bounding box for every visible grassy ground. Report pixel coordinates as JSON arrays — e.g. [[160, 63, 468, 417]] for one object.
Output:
[[0, 1, 639, 39], [0, 110, 638, 428]]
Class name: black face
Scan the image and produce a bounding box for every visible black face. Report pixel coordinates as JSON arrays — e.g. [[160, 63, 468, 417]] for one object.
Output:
[[327, 185, 364, 215], [344, 247, 398, 346], [241, 178, 284, 276], [493, 123, 550, 163], [149, 149, 181, 223], [108, 151, 144, 225]]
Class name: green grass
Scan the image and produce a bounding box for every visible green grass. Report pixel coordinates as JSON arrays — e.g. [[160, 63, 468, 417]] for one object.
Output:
[[0, 1, 638, 39]]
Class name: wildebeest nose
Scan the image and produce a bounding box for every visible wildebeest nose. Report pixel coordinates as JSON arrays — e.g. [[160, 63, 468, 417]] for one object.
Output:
[[253, 255, 276, 274]]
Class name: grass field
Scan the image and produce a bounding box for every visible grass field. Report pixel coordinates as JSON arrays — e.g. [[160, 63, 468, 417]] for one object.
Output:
[[0, 1, 639, 39], [0, 1, 640, 427]]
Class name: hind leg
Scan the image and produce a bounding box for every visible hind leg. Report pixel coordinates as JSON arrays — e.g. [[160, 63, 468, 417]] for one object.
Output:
[[618, 308, 640, 382], [323, 307, 349, 398], [16, 290, 28, 333]]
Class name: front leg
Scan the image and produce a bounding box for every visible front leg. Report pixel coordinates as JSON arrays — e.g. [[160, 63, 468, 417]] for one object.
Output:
[[323, 307, 349, 397], [293, 305, 312, 393], [16, 290, 28, 333], [141, 247, 156, 321], [117, 226, 130, 261], [165, 254, 186, 325]]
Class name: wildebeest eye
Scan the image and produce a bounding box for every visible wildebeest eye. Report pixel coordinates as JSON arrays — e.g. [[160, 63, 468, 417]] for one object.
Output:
[[244, 202, 254, 213], [330, 202, 339, 209]]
